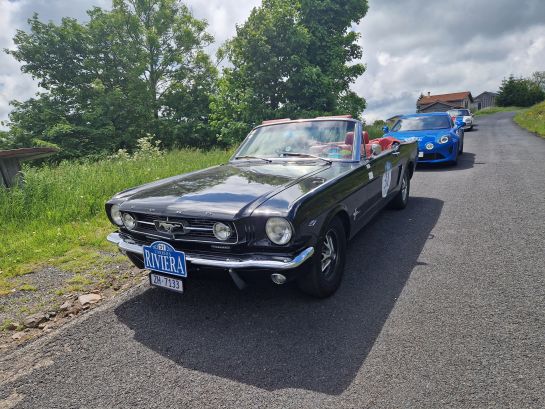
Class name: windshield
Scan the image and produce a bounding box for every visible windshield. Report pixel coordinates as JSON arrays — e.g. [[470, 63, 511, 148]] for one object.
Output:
[[448, 109, 470, 116], [392, 116, 451, 131], [234, 120, 357, 161]]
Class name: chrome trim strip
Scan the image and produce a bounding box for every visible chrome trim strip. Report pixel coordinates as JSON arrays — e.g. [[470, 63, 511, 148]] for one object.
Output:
[[185, 226, 213, 232], [107, 232, 314, 270]]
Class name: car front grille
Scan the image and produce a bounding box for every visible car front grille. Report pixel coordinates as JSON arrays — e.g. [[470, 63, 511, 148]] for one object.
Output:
[[421, 152, 446, 160], [125, 212, 238, 244]]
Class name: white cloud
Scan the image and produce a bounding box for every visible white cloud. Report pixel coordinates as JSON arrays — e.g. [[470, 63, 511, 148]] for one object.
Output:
[[1, 0, 545, 129]]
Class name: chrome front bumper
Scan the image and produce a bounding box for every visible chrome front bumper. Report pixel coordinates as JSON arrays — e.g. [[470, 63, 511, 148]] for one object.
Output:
[[107, 232, 314, 270]]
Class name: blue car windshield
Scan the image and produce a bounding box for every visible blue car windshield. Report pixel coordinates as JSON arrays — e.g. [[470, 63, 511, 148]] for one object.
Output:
[[392, 116, 451, 131], [448, 109, 470, 116]]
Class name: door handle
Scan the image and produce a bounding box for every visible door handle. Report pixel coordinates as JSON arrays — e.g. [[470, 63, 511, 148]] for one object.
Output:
[[392, 151, 400, 156]]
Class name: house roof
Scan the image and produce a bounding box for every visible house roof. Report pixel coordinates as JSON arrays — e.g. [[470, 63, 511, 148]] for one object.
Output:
[[419, 101, 461, 111], [0, 147, 58, 161], [418, 91, 473, 105], [474, 91, 498, 100]]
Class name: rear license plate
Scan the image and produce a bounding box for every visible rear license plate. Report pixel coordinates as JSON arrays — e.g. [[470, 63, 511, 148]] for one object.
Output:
[[150, 273, 183, 293], [418, 151, 424, 158], [143, 241, 187, 277]]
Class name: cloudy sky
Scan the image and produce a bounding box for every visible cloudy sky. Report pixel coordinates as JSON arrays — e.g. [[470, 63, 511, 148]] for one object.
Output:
[[1, 0, 544, 127]]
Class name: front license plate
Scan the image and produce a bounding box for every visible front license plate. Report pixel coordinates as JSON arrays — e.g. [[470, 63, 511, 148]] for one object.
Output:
[[143, 241, 187, 277], [418, 151, 424, 158], [150, 273, 183, 293]]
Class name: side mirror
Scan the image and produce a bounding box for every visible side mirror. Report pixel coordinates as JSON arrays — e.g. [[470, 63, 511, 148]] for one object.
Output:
[[455, 120, 465, 128], [382, 126, 389, 134]]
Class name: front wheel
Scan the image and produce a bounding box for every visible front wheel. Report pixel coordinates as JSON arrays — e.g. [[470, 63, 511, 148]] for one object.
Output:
[[388, 171, 410, 210], [451, 147, 459, 166], [297, 217, 346, 298], [459, 136, 464, 155]]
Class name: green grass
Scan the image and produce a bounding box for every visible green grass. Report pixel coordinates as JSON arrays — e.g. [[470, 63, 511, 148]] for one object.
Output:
[[474, 106, 523, 116], [514, 101, 545, 138], [0, 148, 231, 288]]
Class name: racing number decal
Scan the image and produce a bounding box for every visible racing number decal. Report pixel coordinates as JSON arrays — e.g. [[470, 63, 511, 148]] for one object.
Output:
[[382, 161, 392, 198]]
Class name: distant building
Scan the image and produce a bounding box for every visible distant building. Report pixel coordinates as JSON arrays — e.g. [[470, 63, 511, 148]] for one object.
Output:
[[417, 91, 474, 113], [473, 92, 498, 110]]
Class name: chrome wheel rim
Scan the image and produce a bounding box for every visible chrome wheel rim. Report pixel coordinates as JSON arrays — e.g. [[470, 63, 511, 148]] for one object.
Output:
[[401, 176, 408, 202], [321, 230, 337, 279]]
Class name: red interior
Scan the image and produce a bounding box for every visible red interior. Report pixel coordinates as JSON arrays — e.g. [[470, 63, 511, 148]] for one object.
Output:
[[309, 133, 400, 159]]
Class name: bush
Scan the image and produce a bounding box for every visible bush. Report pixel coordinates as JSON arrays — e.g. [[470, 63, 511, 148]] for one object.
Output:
[[497, 75, 545, 107]]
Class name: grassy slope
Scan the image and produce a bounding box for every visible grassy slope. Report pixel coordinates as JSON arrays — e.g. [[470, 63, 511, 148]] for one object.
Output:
[[0, 149, 231, 292], [514, 101, 545, 138], [474, 106, 523, 116]]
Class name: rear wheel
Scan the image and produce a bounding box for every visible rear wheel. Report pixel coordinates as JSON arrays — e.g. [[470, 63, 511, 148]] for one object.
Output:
[[389, 171, 410, 210], [297, 217, 346, 298]]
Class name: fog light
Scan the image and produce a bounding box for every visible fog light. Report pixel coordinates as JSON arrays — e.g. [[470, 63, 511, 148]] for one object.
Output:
[[213, 222, 232, 241], [271, 273, 287, 285], [425, 142, 434, 150], [122, 213, 136, 230]]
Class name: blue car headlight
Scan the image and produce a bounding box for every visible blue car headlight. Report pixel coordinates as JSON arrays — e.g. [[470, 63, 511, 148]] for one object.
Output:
[[438, 135, 450, 144]]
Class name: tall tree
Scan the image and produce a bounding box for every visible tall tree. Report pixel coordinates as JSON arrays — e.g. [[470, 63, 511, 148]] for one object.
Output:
[[531, 71, 545, 91], [210, 0, 368, 145], [5, 0, 217, 160], [497, 75, 545, 107]]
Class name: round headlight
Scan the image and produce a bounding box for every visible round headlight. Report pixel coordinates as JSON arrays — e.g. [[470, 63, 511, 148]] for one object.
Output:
[[213, 222, 232, 241], [425, 142, 434, 150], [110, 204, 123, 226], [438, 135, 449, 144], [266, 217, 293, 245], [122, 213, 136, 230]]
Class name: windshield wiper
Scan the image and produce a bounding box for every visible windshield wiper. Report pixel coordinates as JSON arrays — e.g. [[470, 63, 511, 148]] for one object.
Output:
[[279, 152, 332, 164], [234, 155, 272, 163]]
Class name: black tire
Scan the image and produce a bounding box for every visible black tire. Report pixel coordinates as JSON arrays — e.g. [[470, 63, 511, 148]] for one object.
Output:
[[297, 217, 346, 298], [451, 148, 459, 166], [389, 170, 410, 210], [459, 136, 464, 155]]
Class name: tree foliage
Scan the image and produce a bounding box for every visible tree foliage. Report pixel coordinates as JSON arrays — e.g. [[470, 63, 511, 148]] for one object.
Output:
[[496, 74, 545, 108], [4, 0, 216, 160], [210, 0, 368, 145], [531, 71, 545, 91], [4, 0, 370, 158]]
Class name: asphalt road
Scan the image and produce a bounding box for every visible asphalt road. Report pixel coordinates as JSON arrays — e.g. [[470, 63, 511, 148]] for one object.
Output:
[[1, 112, 544, 408]]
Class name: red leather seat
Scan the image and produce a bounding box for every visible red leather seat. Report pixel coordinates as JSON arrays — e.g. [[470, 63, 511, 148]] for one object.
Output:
[[375, 136, 400, 152], [363, 131, 370, 145]]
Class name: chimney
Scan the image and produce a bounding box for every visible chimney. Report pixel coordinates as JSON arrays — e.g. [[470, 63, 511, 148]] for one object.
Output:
[[428, 92, 431, 96]]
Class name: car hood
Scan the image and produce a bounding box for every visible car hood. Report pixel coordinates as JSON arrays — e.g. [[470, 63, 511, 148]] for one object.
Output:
[[114, 161, 330, 219], [387, 129, 451, 142]]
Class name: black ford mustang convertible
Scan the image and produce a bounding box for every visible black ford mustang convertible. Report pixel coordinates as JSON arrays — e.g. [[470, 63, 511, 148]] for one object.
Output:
[[106, 116, 417, 297]]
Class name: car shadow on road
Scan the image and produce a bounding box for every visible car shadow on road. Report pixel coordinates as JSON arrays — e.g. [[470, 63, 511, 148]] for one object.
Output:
[[115, 196, 443, 395], [417, 151, 476, 171]]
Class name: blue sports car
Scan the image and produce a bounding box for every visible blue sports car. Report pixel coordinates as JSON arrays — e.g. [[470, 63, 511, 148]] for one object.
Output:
[[383, 112, 465, 165]]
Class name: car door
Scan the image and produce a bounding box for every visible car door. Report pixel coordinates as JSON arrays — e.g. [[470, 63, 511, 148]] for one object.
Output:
[[372, 140, 404, 196]]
